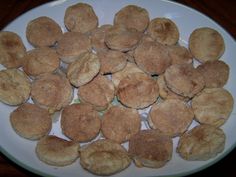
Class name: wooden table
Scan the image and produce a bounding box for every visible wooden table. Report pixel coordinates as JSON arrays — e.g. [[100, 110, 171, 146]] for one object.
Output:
[[0, 0, 235, 177]]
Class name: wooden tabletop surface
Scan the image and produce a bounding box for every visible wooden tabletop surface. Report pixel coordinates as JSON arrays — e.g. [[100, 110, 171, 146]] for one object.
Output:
[[0, 0, 236, 177]]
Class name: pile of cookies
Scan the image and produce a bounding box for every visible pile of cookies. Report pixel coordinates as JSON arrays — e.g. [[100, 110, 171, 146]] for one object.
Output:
[[0, 2, 234, 176]]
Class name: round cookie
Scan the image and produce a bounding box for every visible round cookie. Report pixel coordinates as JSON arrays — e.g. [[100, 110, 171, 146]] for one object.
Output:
[[31, 73, 72, 113], [78, 75, 115, 111], [97, 49, 127, 74], [101, 106, 141, 143], [104, 25, 142, 52], [10, 103, 52, 140], [26, 16, 62, 47], [189, 27, 225, 62], [128, 129, 173, 168], [67, 52, 100, 87], [114, 5, 149, 32], [147, 17, 179, 45], [56, 32, 91, 63], [90, 24, 112, 51], [177, 125, 225, 160], [23, 47, 60, 77], [117, 72, 159, 109], [112, 62, 144, 88], [164, 64, 205, 98], [192, 88, 234, 127], [64, 3, 98, 33], [61, 103, 101, 142], [134, 40, 171, 75], [0, 31, 26, 68], [0, 69, 31, 105], [196, 60, 229, 88], [36, 135, 80, 166], [167, 45, 193, 65], [148, 99, 194, 137], [157, 75, 189, 101], [80, 139, 131, 176]]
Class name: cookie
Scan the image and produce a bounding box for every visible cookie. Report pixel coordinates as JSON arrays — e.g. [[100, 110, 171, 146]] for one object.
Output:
[[80, 139, 131, 175], [61, 103, 101, 142], [56, 32, 91, 64], [36, 135, 80, 166], [157, 75, 189, 101], [128, 129, 173, 168], [0, 31, 26, 68], [164, 64, 205, 98], [26, 16, 62, 47], [101, 105, 141, 143], [114, 5, 149, 32], [192, 88, 234, 127], [0, 69, 30, 105], [31, 73, 73, 113], [189, 27, 225, 62], [167, 45, 193, 65], [10, 103, 51, 140], [177, 125, 225, 160], [196, 60, 229, 88], [117, 72, 159, 109], [97, 49, 127, 74], [105, 25, 142, 52], [23, 47, 60, 77], [112, 62, 144, 88], [78, 75, 115, 111], [67, 52, 100, 87], [134, 40, 171, 75], [147, 17, 179, 45], [90, 24, 112, 51], [148, 99, 194, 137], [64, 3, 98, 33]]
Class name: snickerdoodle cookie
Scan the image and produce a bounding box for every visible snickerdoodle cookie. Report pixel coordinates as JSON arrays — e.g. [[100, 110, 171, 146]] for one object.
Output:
[[0, 31, 26, 68]]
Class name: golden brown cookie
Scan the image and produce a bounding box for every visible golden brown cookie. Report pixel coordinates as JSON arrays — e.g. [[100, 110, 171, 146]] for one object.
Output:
[[56, 32, 91, 63], [36, 135, 80, 166], [189, 27, 225, 62], [26, 16, 62, 47], [177, 125, 225, 160], [10, 103, 52, 140], [128, 129, 173, 168], [164, 64, 205, 98], [134, 40, 171, 75], [31, 73, 72, 113], [112, 62, 144, 88], [80, 139, 131, 176], [0, 69, 31, 105], [61, 103, 101, 142], [192, 88, 234, 127], [90, 24, 112, 51], [97, 49, 127, 74], [114, 5, 149, 32], [148, 99, 194, 137], [117, 72, 159, 109], [167, 45, 193, 65], [64, 3, 98, 33], [78, 75, 115, 111], [101, 106, 141, 143], [196, 60, 229, 88], [0, 31, 26, 68], [147, 17, 179, 45], [105, 25, 142, 52], [23, 47, 60, 77], [157, 74, 189, 101], [67, 52, 100, 87]]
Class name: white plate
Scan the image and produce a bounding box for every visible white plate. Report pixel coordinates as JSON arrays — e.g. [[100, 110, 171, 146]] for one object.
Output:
[[1, 0, 236, 176]]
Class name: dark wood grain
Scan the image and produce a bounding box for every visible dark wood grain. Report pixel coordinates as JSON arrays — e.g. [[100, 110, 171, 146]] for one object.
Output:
[[0, 1, 236, 177]]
